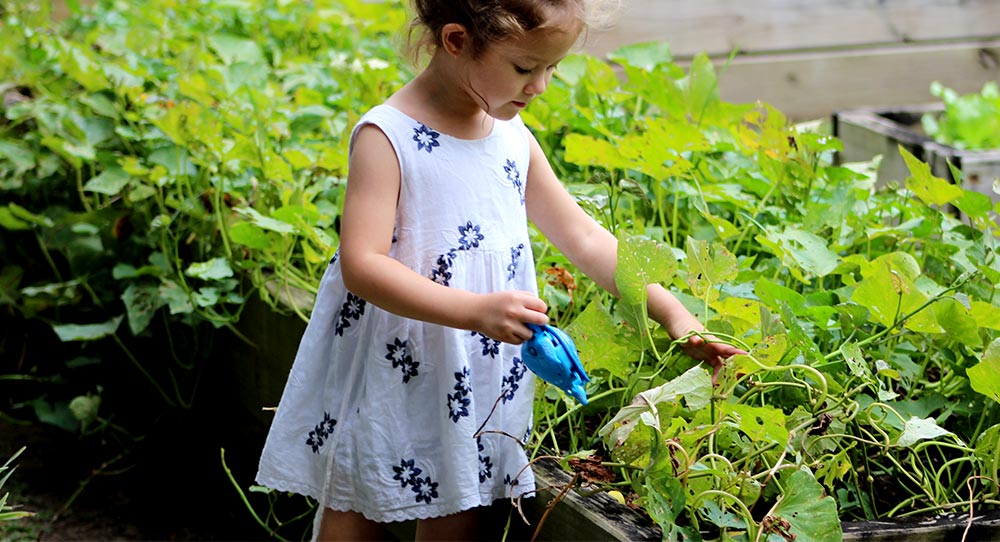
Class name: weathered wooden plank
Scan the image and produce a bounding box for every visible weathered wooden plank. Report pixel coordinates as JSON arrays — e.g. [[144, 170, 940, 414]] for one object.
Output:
[[586, 0, 1000, 59], [523, 458, 662, 542], [702, 40, 1000, 120]]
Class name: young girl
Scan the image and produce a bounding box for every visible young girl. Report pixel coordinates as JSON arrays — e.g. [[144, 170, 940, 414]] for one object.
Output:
[[256, 1, 744, 540]]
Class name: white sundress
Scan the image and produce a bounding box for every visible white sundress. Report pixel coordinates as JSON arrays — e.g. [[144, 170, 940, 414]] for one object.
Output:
[[256, 104, 538, 524]]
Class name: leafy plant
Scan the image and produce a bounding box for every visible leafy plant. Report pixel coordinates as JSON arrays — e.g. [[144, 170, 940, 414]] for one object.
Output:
[[922, 81, 1000, 150], [0, 447, 33, 522], [522, 42, 1000, 540]]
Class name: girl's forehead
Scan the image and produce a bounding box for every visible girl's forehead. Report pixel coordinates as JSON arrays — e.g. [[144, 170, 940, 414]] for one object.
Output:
[[494, 20, 582, 59]]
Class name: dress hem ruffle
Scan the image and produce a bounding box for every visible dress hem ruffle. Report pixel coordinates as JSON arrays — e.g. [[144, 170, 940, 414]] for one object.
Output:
[[255, 474, 536, 524]]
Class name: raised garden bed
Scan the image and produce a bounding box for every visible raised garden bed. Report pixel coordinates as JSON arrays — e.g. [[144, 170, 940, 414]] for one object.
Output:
[[832, 104, 1000, 208], [223, 290, 1000, 541]]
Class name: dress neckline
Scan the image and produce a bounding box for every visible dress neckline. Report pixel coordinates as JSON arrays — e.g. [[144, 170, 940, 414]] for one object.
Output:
[[378, 104, 503, 143]]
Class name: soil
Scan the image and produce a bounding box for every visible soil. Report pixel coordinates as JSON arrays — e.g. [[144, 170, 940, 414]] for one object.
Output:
[[0, 418, 278, 542]]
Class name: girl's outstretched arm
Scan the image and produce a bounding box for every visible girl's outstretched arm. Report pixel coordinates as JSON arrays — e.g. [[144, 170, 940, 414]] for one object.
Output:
[[523, 131, 744, 368], [339, 124, 548, 344]]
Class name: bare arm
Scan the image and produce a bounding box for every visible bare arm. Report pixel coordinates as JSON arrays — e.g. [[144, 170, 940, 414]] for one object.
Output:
[[523, 131, 743, 364], [338, 124, 548, 344]]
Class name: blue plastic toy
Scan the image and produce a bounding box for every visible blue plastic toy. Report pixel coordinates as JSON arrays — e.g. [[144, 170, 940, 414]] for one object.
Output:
[[521, 324, 590, 404]]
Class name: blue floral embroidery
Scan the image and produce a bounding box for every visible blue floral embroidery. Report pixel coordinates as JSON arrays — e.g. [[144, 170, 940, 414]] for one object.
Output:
[[392, 458, 422, 488], [454, 366, 472, 394], [430, 249, 457, 286], [507, 243, 525, 280], [447, 391, 471, 422], [504, 159, 524, 204], [504, 473, 520, 490], [335, 293, 366, 336], [458, 221, 484, 250], [447, 367, 472, 422], [478, 438, 493, 483], [502, 356, 527, 403], [330, 248, 340, 266], [470, 331, 501, 359], [413, 124, 440, 153], [386, 338, 419, 383], [305, 412, 337, 454], [428, 221, 484, 285], [522, 423, 533, 445], [392, 459, 439, 504], [414, 476, 439, 503]]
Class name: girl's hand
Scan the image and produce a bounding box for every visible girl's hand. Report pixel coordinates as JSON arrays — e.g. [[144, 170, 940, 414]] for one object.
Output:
[[680, 333, 747, 384], [472, 290, 548, 345]]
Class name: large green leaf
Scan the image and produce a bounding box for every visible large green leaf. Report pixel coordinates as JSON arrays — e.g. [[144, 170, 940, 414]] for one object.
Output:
[[765, 467, 842, 542], [685, 237, 736, 298], [565, 299, 640, 380], [615, 233, 678, 307], [600, 366, 712, 445], [122, 283, 165, 335], [900, 146, 964, 206], [968, 338, 1000, 404], [52, 316, 123, 342]]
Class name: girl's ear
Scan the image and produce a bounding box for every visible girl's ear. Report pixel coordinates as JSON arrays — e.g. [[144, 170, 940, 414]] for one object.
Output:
[[440, 22, 470, 57]]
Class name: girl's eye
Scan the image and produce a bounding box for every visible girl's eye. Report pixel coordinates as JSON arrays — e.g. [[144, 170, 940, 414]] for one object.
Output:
[[514, 65, 532, 75]]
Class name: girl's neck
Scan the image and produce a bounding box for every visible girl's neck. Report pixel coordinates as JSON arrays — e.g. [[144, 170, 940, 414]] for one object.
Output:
[[387, 53, 495, 140]]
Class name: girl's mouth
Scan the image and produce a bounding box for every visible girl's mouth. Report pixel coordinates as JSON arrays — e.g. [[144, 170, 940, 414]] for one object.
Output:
[[512, 101, 527, 108]]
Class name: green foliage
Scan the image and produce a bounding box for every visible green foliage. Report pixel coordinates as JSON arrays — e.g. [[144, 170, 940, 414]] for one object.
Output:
[[0, 447, 33, 522], [0, 0, 410, 439], [526, 40, 1000, 540], [922, 81, 1000, 150]]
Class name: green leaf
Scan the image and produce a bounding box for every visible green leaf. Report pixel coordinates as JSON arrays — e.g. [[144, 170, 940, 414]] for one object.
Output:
[[900, 146, 964, 206], [31, 398, 79, 432], [757, 226, 838, 281], [750, 334, 788, 365], [933, 298, 981, 347], [207, 33, 266, 65], [721, 403, 788, 444], [896, 416, 957, 448], [52, 316, 123, 342], [122, 283, 165, 335], [968, 338, 1000, 404], [685, 237, 736, 297], [600, 366, 712, 444], [755, 277, 806, 314], [767, 467, 842, 542], [0, 140, 35, 174], [228, 221, 274, 250], [841, 342, 873, 380], [159, 280, 194, 315], [565, 299, 639, 380], [234, 207, 296, 234], [850, 254, 941, 333], [84, 167, 131, 195], [608, 41, 673, 71], [615, 233, 678, 307], [185, 257, 234, 281]]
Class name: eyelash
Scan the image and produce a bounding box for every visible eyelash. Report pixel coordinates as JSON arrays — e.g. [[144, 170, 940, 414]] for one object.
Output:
[[515, 65, 557, 75]]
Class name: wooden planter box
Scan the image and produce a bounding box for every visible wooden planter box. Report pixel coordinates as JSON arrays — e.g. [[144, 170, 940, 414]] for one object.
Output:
[[832, 105, 1000, 209]]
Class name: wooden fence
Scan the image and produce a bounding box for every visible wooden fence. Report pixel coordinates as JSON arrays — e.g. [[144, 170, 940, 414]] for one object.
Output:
[[586, 0, 1000, 120]]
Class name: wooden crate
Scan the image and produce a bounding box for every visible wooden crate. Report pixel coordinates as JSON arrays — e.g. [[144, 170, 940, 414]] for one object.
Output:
[[833, 105, 1000, 208]]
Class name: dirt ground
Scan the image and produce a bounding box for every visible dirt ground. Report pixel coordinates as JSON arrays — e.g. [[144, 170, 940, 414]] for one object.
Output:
[[1, 418, 277, 542]]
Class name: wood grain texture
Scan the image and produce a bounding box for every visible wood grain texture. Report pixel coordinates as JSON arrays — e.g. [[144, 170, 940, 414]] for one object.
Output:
[[586, 0, 1000, 59]]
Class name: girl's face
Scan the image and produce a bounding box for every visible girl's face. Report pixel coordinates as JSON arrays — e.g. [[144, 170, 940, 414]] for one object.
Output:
[[464, 13, 581, 120]]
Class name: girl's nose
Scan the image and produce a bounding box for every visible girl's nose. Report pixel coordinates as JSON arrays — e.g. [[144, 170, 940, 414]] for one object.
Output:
[[525, 72, 550, 96]]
